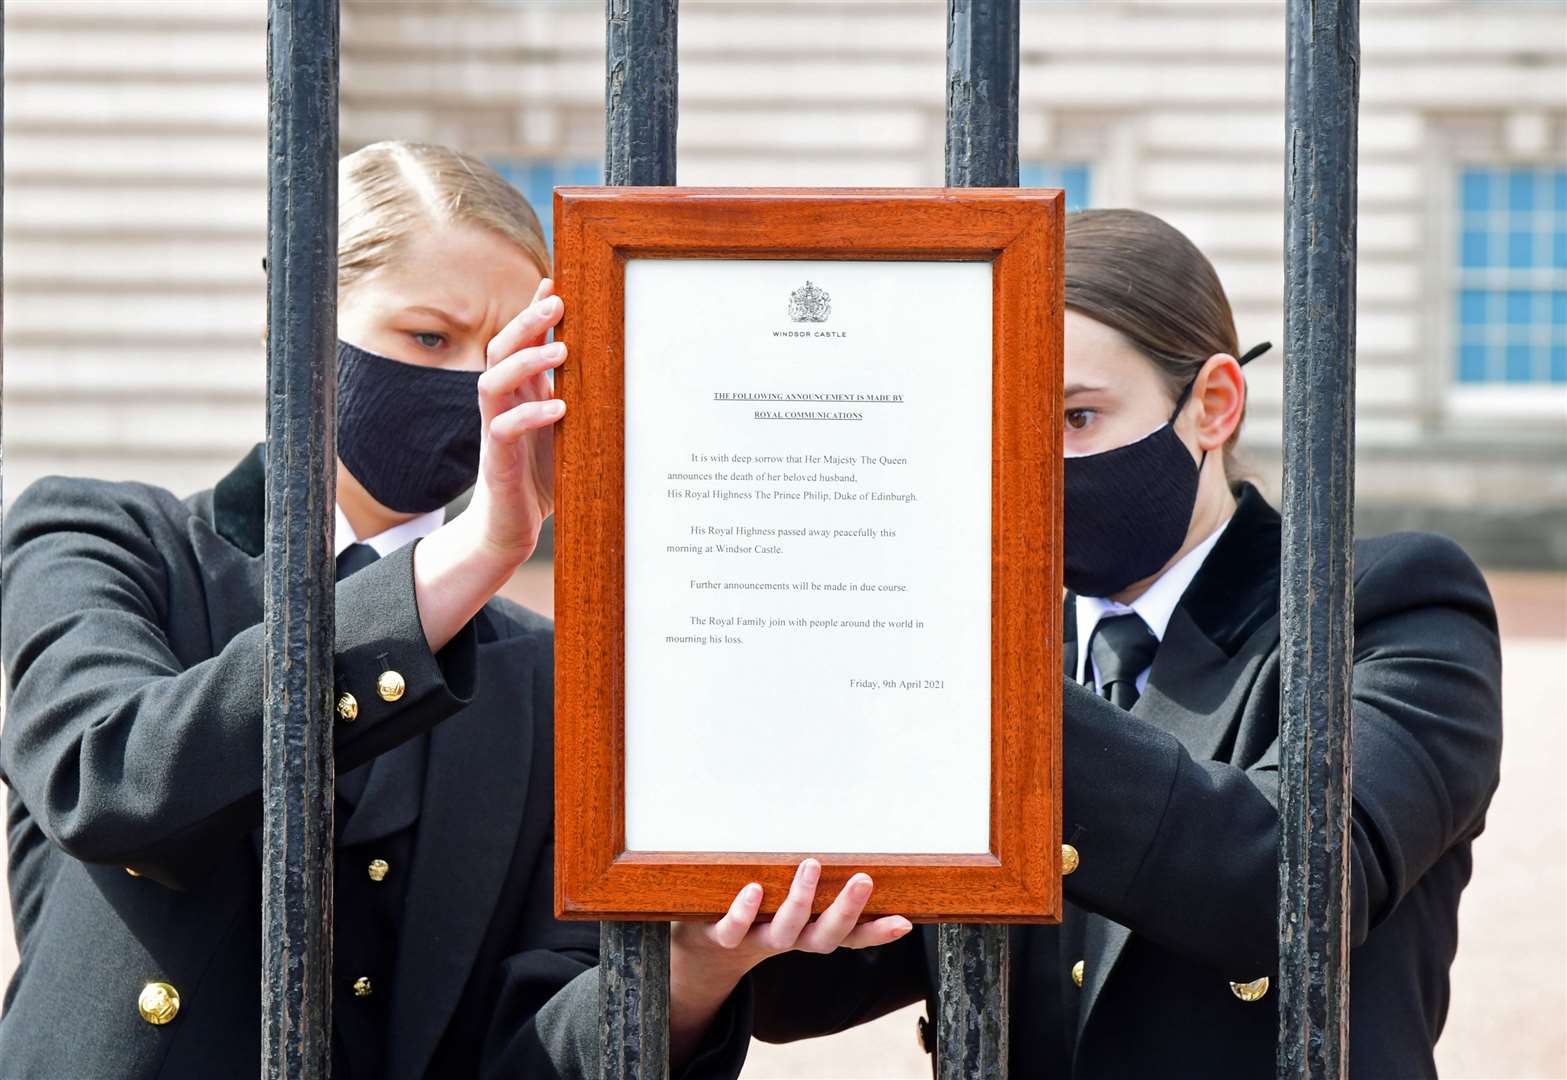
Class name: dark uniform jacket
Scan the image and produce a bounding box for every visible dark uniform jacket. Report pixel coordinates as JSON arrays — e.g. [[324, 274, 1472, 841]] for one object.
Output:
[[750, 484, 1504, 1078], [0, 447, 750, 1080]]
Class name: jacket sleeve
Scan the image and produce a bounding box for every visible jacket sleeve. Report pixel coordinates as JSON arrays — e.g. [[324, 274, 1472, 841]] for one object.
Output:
[[0, 476, 479, 881], [1061, 532, 1503, 975], [747, 932, 928, 1044], [479, 841, 755, 1080]]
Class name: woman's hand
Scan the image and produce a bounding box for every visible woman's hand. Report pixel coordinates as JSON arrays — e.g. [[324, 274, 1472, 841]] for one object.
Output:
[[666, 859, 913, 1065], [466, 278, 567, 568], [411, 282, 566, 651]]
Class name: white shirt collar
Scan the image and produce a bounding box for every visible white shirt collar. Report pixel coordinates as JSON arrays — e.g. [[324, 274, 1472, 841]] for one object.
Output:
[[334, 504, 444, 560], [1074, 517, 1230, 688]]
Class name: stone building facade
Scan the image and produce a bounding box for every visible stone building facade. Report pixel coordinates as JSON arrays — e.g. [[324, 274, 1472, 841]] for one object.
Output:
[[4, 0, 1565, 564]]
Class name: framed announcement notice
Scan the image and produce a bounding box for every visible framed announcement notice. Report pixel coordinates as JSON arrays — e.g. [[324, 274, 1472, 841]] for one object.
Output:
[[552, 188, 1063, 923]]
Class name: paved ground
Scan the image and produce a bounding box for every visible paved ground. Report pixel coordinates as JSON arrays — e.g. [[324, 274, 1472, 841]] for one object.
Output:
[[1, 571, 1561, 1078]]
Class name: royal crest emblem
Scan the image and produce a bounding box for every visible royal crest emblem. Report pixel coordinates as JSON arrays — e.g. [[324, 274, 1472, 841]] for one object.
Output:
[[788, 280, 831, 323]]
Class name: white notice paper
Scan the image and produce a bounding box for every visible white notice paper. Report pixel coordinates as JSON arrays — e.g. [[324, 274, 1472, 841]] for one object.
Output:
[[623, 259, 992, 853]]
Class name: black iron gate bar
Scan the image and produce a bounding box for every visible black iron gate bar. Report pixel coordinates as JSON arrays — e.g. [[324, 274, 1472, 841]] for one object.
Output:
[[600, 0, 680, 1070], [260, 1, 340, 1077], [1278, 1, 1359, 1077], [936, 1, 1020, 1078], [0, 0, 1358, 1077]]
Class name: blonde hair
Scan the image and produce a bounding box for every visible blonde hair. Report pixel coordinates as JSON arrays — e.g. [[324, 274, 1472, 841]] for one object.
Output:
[[337, 140, 550, 294]]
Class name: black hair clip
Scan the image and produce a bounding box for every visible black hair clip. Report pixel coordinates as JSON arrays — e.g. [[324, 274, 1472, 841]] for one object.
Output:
[[1238, 341, 1272, 366]]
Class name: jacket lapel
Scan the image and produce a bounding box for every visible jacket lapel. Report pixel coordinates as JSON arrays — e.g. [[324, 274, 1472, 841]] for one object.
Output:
[[187, 442, 473, 648], [187, 444, 268, 647], [338, 734, 428, 847], [386, 619, 538, 1080], [1129, 606, 1275, 763], [1071, 484, 1283, 1046]]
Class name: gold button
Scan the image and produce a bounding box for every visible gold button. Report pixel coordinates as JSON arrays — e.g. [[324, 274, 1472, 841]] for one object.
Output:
[[367, 859, 389, 883], [1071, 960, 1085, 988], [352, 976, 373, 998], [138, 981, 180, 1025], [375, 670, 405, 703], [1062, 843, 1080, 876], [1230, 976, 1270, 1002], [125, 867, 141, 878], [336, 692, 359, 723]]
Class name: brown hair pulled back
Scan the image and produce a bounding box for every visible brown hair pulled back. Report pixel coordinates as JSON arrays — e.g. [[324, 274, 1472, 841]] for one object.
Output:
[[1064, 208, 1246, 468]]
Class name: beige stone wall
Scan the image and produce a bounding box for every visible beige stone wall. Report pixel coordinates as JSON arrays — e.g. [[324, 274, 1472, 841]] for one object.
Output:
[[5, 0, 1563, 553], [340, 0, 1567, 547], [4, 0, 268, 498]]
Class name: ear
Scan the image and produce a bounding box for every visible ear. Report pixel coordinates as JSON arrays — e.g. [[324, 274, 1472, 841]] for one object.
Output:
[[1186, 352, 1246, 453]]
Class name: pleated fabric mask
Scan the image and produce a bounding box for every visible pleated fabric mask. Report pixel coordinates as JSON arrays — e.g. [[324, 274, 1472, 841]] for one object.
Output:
[[1062, 341, 1271, 597], [336, 340, 483, 514]]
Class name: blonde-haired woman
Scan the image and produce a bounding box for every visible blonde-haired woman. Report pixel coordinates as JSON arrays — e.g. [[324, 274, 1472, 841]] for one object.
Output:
[[0, 141, 908, 1079]]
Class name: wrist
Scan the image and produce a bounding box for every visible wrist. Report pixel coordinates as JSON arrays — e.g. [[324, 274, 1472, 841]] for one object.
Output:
[[410, 515, 520, 653], [447, 512, 528, 589], [667, 942, 746, 1066], [669, 940, 746, 1020]]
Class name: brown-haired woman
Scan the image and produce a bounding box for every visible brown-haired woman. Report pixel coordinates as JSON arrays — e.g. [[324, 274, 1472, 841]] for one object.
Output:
[[749, 208, 1503, 1078], [0, 140, 909, 1079]]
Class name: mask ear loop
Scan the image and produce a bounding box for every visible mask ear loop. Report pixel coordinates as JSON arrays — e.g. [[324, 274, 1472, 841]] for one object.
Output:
[[1167, 341, 1273, 423], [1166, 342, 1271, 466], [1237, 341, 1273, 366], [1168, 373, 1200, 423]]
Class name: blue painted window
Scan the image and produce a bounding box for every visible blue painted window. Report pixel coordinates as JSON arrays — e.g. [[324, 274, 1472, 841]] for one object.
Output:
[[490, 159, 602, 252], [1020, 162, 1092, 212], [1454, 165, 1567, 384]]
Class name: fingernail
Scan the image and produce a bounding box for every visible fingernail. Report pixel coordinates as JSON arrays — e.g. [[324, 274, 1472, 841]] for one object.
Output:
[[892, 918, 913, 936], [851, 876, 871, 897], [545, 399, 565, 416], [544, 341, 566, 360], [537, 296, 561, 316], [744, 883, 762, 902], [802, 860, 820, 885]]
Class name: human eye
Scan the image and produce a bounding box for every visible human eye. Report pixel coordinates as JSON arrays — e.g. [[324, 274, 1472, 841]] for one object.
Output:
[[1065, 407, 1098, 430], [410, 331, 447, 350]]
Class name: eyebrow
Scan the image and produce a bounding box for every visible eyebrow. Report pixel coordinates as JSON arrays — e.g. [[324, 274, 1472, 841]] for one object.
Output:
[[403, 304, 474, 332], [1063, 381, 1110, 397]]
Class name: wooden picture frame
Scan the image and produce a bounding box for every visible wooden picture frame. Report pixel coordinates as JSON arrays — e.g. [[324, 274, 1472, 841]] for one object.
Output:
[[553, 188, 1063, 922]]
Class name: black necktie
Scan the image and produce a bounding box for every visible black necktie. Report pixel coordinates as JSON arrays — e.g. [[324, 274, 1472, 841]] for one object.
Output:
[[336, 541, 378, 582], [1087, 613, 1160, 710], [335, 542, 379, 810]]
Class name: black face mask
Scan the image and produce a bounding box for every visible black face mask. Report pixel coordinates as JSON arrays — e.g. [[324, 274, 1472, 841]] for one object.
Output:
[[1062, 342, 1271, 598], [336, 340, 483, 514]]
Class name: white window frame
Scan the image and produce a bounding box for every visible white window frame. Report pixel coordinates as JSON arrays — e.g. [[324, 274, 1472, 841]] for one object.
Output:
[[1424, 112, 1567, 429]]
